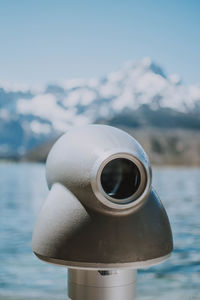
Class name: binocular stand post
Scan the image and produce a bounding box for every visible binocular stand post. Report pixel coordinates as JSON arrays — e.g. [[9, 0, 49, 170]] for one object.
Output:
[[68, 269, 137, 300]]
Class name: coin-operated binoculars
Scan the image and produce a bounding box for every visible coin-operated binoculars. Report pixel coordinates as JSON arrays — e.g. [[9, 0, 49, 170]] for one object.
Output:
[[32, 125, 173, 300]]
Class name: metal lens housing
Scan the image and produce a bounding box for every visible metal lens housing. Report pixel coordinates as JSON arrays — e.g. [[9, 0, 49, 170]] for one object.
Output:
[[92, 152, 149, 210], [101, 158, 141, 202]]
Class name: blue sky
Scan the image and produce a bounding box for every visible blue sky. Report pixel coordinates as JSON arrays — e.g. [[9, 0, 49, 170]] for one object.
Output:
[[0, 0, 200, 86]]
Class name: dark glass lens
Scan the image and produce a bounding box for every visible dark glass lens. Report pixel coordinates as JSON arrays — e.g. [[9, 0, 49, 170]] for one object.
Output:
[[100, 158, 141, 200]]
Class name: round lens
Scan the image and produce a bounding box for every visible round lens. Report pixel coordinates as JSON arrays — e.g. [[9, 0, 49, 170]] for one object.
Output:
[[100, 158, 141, 200]]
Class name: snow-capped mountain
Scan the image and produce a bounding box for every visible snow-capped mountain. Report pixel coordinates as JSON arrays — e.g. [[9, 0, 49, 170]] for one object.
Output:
[[0, 57, 200, 158]]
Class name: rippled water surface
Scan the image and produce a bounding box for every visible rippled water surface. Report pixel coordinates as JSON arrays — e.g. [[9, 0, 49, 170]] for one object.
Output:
[[0, 163, 200, 299]]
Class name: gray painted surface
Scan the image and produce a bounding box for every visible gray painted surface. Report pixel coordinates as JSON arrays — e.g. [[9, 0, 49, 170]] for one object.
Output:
[[32, 184, 172, 268], [32, 125, 173, 269]]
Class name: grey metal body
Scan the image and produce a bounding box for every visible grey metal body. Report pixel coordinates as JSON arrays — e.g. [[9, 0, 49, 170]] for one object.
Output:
[[32, 124, 173, 300], [33, 185, 172, 268]]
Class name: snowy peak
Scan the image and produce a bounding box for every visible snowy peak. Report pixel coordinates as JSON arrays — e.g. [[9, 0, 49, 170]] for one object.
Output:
[[0, 57, 200, 158]]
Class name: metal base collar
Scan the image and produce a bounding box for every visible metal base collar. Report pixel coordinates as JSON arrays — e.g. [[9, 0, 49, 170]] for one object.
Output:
[[68, 269, 137, 300]]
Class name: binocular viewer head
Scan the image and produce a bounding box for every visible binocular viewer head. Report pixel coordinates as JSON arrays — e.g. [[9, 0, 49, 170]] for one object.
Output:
[[45, 124, 152, 215], [32, 124, 172, 270]]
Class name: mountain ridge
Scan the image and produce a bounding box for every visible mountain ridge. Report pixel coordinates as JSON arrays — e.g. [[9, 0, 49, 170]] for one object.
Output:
[[0, 57, 200, 159]]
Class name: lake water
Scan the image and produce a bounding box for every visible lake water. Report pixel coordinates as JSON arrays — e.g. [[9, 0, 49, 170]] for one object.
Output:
[[0, 163, 200, 300]]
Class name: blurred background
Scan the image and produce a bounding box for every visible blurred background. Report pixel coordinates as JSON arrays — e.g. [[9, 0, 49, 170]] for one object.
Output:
[[0, 0, 200, 299]]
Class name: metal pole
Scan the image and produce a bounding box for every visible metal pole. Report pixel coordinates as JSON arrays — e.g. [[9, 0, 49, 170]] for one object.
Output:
[[68, 269, 137, 300]]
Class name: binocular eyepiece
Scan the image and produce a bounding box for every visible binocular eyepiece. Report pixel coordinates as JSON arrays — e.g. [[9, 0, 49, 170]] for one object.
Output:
[[95, 155, 147, 206], [32, 124, 173, 300], [101, 157, 142, 201]]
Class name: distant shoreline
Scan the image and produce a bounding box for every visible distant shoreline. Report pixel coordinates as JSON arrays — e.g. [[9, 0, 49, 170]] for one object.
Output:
[[1, 159, 200, 167], [1, 127, 200, 166]]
